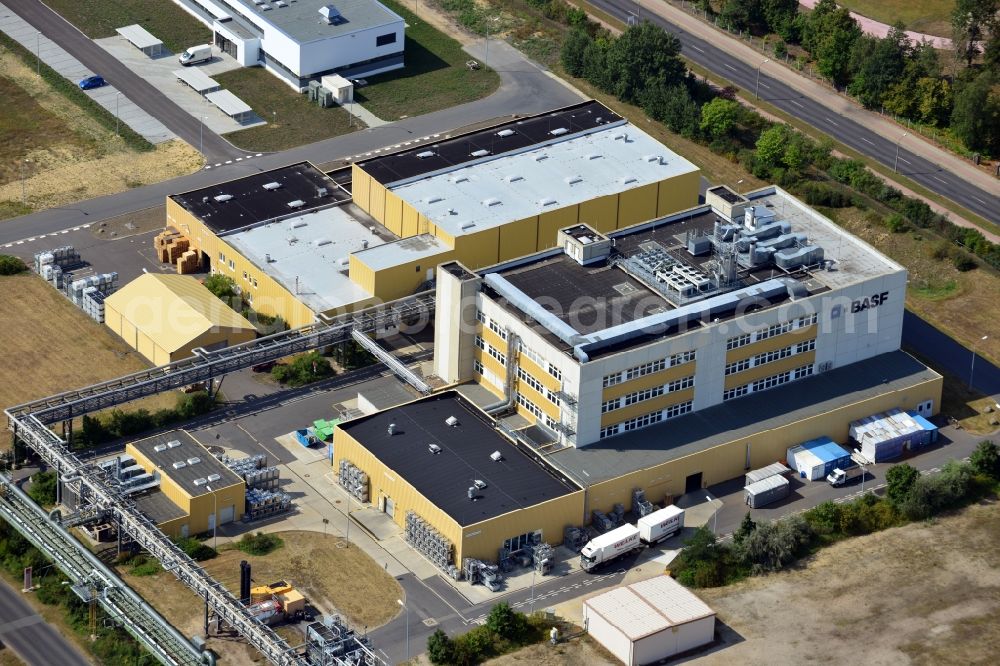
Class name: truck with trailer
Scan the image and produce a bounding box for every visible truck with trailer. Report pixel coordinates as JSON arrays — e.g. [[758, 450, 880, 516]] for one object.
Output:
[[637, 505, 684, 545], [580, 524, 641, 571]]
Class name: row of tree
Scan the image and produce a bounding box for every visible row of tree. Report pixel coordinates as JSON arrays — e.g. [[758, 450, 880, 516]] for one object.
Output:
[[711, 0, 1000, 154]]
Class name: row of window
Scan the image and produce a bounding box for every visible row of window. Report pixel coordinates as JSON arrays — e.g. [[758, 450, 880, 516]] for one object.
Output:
[[473, 360, 504, 390], [517, 338, 562, 380], [726, 314, 818, 350], [724, 338, 816, 375], [601, 375, 695, 413], [516, 393, 543, 419], [603, 351, 696, 387], [517, 367, 559, 405], [599, 401, 693, 440], [723, 363, 815, 401], [475, 336, 506, 366]]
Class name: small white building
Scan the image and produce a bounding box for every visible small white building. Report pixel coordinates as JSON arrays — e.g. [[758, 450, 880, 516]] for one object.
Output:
[[583, 576, 715, 666], [172, 0, 405, 90]]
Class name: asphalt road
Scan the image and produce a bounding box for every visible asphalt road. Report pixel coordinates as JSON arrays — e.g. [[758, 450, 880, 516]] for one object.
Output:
[[0, 579, 91, 666], [589, 0, 1000, 225], [9, 0, 240, 163]]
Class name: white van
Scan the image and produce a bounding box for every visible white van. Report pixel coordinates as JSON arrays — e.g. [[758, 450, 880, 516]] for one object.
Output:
[[179, 44, 212, 66]]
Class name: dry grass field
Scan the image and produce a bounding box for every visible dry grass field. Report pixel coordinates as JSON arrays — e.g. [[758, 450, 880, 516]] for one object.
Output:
[[121, 531, 402, 665]]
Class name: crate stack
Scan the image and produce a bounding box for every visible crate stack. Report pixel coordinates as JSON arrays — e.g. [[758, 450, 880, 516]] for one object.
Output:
[[68, 272, 118, 306], [35, 246, 81, 288], [337, 460, 369, 503], [404, 510, 454, 571], [244, 488, 291, 521], [530, 542, 555, 575], [591, 509, 615, 533], [81, 288, 107, 323], [222, 454, 280, 490], [463, 558, 503, 592], [563, 526, 588, 552], [632, 488, 655, 518], [609, 503, 626, 527]]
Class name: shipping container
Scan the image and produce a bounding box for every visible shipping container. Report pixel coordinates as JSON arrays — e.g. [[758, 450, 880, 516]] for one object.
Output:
[[850, 409, 938, 462], [786, 437, 851, 480], [744, 474, 790, 508], [745, 462, 790, 487]]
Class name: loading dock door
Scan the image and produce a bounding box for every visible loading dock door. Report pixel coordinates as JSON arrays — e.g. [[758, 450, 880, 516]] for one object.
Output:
[[384, 496, 395, 518], [685, 472, 703, 494], [220, 505, 235, 525]]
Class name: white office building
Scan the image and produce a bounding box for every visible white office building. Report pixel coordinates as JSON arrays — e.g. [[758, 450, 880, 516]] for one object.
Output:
[[174, 0, 405, 89]]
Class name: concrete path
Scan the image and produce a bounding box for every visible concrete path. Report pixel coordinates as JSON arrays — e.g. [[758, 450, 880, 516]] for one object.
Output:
[[343, 98, 387, 128], [798, 0, 952, 50], [0, 2, 174, 144], [94, 37, 263, 136]]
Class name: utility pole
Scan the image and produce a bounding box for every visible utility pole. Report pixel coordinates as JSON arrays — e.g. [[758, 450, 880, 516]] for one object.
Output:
[[755, 58, 770, 99], [894, 132, 908, 173]]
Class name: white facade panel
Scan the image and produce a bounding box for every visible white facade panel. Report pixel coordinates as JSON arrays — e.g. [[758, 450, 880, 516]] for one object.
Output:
[[584, 603, 634, 665]]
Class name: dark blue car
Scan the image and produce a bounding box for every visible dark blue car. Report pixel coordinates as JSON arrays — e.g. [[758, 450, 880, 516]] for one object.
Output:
[[78, 75, 105, 90]]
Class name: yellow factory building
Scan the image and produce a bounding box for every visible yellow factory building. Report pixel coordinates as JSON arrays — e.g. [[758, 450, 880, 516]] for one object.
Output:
[[162, 101, 700, 328], [125, 431, 245, 539]]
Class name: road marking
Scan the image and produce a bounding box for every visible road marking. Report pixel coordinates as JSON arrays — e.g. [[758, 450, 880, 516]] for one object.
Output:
[[15, 241, 23, 245], [235, 157, 242, 161], [690, 44, 705, 53], [898, 157, 912, 165], [724, 63, 738, 72], [81, 224, 90, 228], [225, 160, 232, 164], [790, 99, 805, 108], [256, 153, 263, 157], [861, 137, 875, 145], [60, 230, 69, 234], [933, 175, 948, 184], [825, 117, 839, 127], [760, 82, 770, 89], [972, 196, 988, 205], [214, 163, 221, 167], [204, 166, 211, 170], [3, 244, 10, 248]]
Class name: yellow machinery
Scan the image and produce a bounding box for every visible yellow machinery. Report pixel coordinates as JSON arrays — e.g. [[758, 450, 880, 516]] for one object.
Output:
[[249, 580, 306, 617]]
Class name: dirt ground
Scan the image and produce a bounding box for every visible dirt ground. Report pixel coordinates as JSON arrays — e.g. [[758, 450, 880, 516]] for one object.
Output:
[[485, 632, 617, 666], [121, 531, 402, 664], [0, 46, 200, 220]]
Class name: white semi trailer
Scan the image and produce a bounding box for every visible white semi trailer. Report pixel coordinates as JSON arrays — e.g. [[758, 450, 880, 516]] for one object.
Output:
[[580, 524, 641, 571]]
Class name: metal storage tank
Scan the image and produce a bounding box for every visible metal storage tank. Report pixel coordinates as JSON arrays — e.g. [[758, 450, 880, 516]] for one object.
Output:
[[744, 461, 791, 487], [744, 475, 790, 508], [583, 576, 715, 665]]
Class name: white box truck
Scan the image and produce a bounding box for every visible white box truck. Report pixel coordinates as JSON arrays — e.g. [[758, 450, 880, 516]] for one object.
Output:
[[580, 524, 640, 571], [179, 44, 212, 66], [637, 505, 685, 545]]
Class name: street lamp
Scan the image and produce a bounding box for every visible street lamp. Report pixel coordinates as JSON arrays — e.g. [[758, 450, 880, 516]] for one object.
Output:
[[206, 485, 218, 549], [115, 92, 121, 135], [396, 598, 409, 662], [528, 567, 537, 614], [970, 335, 989, 390], [705, 495, 718, 534], [894, 132, 909, 173], [755, 58, 770, 99]]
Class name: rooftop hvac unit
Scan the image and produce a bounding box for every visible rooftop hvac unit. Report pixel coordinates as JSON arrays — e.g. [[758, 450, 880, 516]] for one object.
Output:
[[586, 153, 602, 160], [423, 195, 442, 204], [460, 222, 475, 230], [468, 487, 476, 500], [644, 154, 660, 163], [474, 479, 487, 489], [213, 194, 233, 202], [172, 461, 187, 469], [428, 443, 442, 454], [490, 451, 503, 462], [388, 423, 397, 436], [187, 457, 201, 465], [470, 149, 490, 157], [154, 444, 167, 452], [312, 238, 332, 247], [481, 197, 501, 207], [316, 187, 328, 197], [261, 3, 272, 9], [504, 174, 523, 183], [207, 473, 221, 482], [620, 175, 638, 185], [287, 200, 306, 208], [193, 478, 207, 486], [496, 129, 515, 137], [262, 182, 282, 190], [167, 440, 182, 449], [549, 127, 568, 136], [445, 416, 459, 427], [276, 0, 287, 6], [318, 4, 342, 24], [415, 150, 435, 159], [289, 219, 307, 229], [538, 197, 557, 207], [564, 175, 582, 185]]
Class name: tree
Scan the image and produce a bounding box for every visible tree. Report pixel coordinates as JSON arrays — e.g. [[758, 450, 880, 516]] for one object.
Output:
[[970, 440, 1000, 479], [950, 71, 1000, 154], [0, 255, 27, 275], [28, 471, 57, 506], [426, 629, 456, 665], [847, 25, 909, 108], [916, 77, 953, 126], [755, 124, 788, 169], [485, 602, 528, 640], [203, 274, 239, 305], [733, 511, 757, 546], [761, 0, 800, 39], [605, 23, 686, 103], [176, 390, 215, 419], [641, 81, 701, 138], [700, 98, 741, 139], [561, 28, 592, 77], [680, 525, 721, 565], [886, 463, 921, 506], [952, 0, 1000, 66], [735, 516, 813, 573], [720, 0, 760, 32], [803, 1, 862, 87], [581, 38, 612, 92]]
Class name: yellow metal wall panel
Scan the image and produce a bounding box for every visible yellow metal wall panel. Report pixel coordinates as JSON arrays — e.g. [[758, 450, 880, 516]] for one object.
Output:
[[585, 375, 942, 515], [120, 319, 137, 348], [600, 388, 696, 428], [537, 206, 579, 249], [518, 355, 561, 391], [656, 171, 701, 217], [351, 165, 372, 215], [578, 194, 619, 233], [103, 306, 123, 338], [383, 191, 404, 237], [156, 515, 188, 539], [481, 326, 507, 351], [726, 325, 818, 362], [602, 362, 697, 400], [136, 332, 156, 364], [154, 346, 172, 367], [723, 351, 816, 390], [418, 213, 431, 235], [452, 229, 500, 269], [498, 217, 538, 261], [349, 255, 376, 295], [187, 481, 246, 534], [617, 183, 659, 229], [369, 181, 387, 226], [401, 201, 419, 238], [460, 491, 585, 562]]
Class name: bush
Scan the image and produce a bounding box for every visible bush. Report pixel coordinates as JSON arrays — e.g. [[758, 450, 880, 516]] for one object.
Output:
[[884, 213, 909, 233], [970, 440, 1000, 479], [0, 255, 27, 275], [485, 602, 529, 642], [28, 471, 57, 506], [952, 252, 977, 271], [886, 463, 920, 507], [236, 532, 283, 556], [735, 515, 814, 573], [176, 391, 215, 419], [798, 182, 851, 208], [427, 628, 456, 665], [272, 350, 334, 387], [175, 537, 217, 561]]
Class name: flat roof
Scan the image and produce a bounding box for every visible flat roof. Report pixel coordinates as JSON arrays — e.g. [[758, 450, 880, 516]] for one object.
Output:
[[547, 351, 939, 485], [358, 101, 623, 184], [116, 24, 162, 49], [131, 431, 243, 497], [585, 576, 714, 640], [171, 162, 347, 234], [388, 122, 699, 239], [174, 67, 220, 93], [225, 205, 386, 314], [227, 0, 402, 43], [133, 489, 187, 524], [206, 89, 252, 117], [339, 391, 579, 526], [351, 233, 451, 271]]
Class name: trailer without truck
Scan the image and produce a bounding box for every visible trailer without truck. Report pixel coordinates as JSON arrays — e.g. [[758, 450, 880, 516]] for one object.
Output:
[[580, 524, 640, 571], [637, 505, 684, 545], [827, 464, 865, 487]]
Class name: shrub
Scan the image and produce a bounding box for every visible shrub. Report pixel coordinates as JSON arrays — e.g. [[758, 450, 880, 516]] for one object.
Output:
[[735, 515, 814, 573], [272, 350, 334, 387], [486, 602, 529, 642], [427, 628, 456, 665], [886, 463, 921, 507], [28, 471, 57, 506], [970, 440, 1000, 479], [0, 255, 27, 275], [175, 537, 217, 561], [774, 40, 787, 58], [884, 213, 909, 233], [131, 557, 161, 577], [176, 391, 215, 419], [236, 532, 283, 556], [952, 252, 977, 271], [804, 501, 840, 536]]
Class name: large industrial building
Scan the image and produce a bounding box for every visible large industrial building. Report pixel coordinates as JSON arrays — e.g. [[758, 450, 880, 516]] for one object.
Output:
[[162, 102, 702, 328], [172, 0, 405, 89], [105, 273, 257, 365]]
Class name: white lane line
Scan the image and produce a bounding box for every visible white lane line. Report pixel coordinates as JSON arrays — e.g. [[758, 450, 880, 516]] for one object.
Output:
[[825, 117, 839, 127], [81, 224, 90, 228], [790, 99, 805, 108], [27, 238, 35, 242], [225, 160, 233, 164], [760, 82, 770, 89], [690, 44, 705, 53], [15, 241, 24, 245], [933, 175, 948, 184], [71, 227, 80, 231], [205, 166, 211, 170], [861, 137, 875, 145], [898, 157, 912, 165], [60, 230, 69, 234], [973, 196, 988, 205], [3, 244, 11, 248], [724, 63, 737, 72], [214, 163, 222, 167], [235, 157, 243, 161]]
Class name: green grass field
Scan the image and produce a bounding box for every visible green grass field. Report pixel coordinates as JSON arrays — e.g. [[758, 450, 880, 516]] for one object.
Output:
[[835, 0, 954, 37], [353, 0, 501, 120], [43, 0, 210, 53]]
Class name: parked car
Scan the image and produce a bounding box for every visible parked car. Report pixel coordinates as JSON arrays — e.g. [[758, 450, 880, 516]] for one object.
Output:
[[350, 78, 368, 88], [78, 75, 105, 90]]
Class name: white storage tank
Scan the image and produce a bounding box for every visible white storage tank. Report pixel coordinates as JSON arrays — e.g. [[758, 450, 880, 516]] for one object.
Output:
[[583, 575, 715, 665]]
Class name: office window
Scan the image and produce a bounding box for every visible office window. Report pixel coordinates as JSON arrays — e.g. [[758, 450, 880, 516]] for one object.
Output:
[[376, 32, 397, 47]]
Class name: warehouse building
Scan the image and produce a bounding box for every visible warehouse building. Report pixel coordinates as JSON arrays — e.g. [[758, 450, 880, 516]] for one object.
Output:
[[126, 431, 245, 538], [162, 103, 702, 327], [172, 0, 405, 90], [333, 391, 584, 563], [105, 273, 257, 365], [583, 576, 716, 665]]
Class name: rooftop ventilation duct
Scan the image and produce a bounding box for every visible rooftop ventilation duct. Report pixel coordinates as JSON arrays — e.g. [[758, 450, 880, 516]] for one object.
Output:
[[415, 150, 435, 159], [167, 440, 182, 448], [474, 479, 487, 489], [504, 174, 523, 183], [470, 149, 490, 157], [481, 197, 501, 207], [496, 129, 515, 137], [207, 473, 221, 482], [549, 127, 568, 136], [213, 194, 232, 202], [187, 457, 201, 465], [538, 197, 557, 206], [445, 416, 459, 426], [172, 461, 187, 469], [490, 451, 503, 462], [318, 4, 343, 24], [564, 175, 582, 185], [153, 444, 167, 452], [387, 423, 397, 436], [287, 199, 306, 208], [262, 182, 282, 190], [428, 443, 442, 454]]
